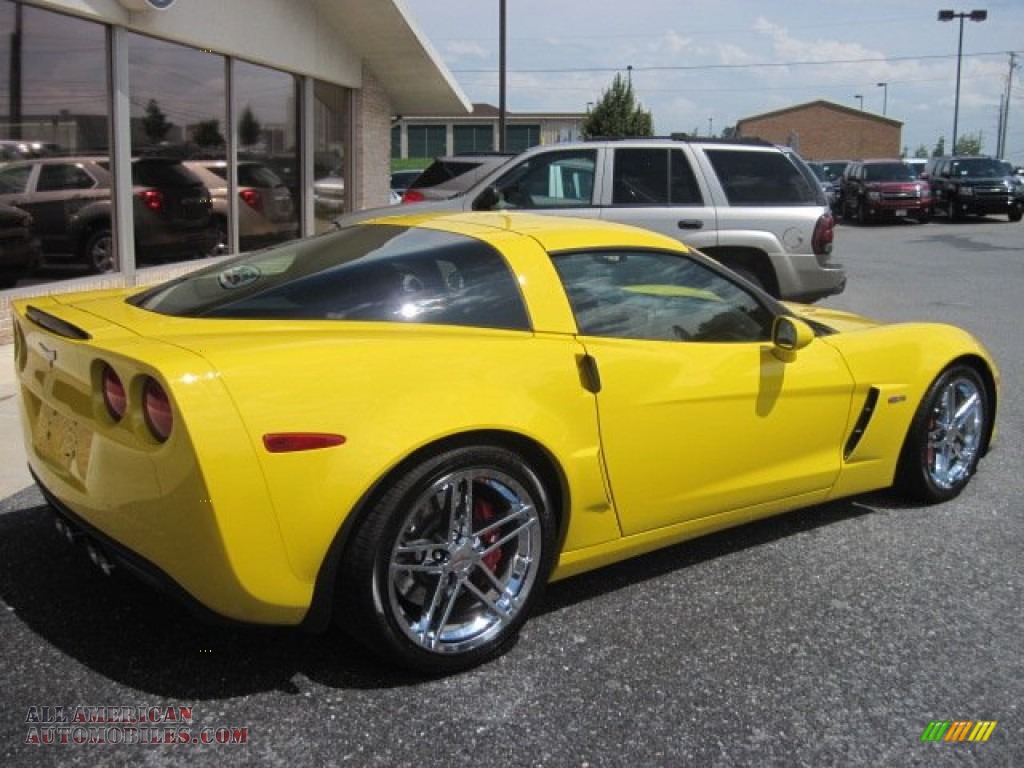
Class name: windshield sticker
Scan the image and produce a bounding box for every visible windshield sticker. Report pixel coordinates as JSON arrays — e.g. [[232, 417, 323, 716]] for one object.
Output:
[[217, 265, 261, 290]]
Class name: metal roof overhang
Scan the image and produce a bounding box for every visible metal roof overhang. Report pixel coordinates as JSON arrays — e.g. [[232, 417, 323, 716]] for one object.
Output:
[[315, 0, 472, 116]]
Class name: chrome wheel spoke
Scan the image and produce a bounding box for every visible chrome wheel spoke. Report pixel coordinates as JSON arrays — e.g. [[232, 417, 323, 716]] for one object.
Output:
[[386, 461, 544, 655], [925, 377, 984, 489], [462, 579, 514, 621]]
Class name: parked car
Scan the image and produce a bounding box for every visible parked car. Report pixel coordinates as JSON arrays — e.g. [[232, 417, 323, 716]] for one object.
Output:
[[0, 201, 41, 287], [927, 155, 1022, 222], [400, 153, 515, 203], [313, 169, 345, 216], [185, 160, 298, 253], [0, 156, 216, 272], [807, 161, 839, 211], [342, 138, 844, 302], [13, 211, 997, 674], [390, 168, 424, 196], [839, 159, 932, 224]]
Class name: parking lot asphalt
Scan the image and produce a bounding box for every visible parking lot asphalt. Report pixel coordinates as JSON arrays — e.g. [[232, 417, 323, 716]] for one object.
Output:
[[1, 219, 1021, 767]]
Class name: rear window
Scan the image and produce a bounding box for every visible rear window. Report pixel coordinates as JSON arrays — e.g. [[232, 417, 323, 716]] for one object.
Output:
[[408, 160, 482, 190], [706, 149, 821, 206], [129, 225, 531, 331], [238, 164, 284, 187], [131, 159, 203, 187]]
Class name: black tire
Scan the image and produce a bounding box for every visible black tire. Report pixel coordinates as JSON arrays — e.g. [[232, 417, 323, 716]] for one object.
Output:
[[1008, 206, 1022, 223], [338, 444, 557, 674], [895, 365, 989, 503], [82, 228, 115, 273], [208, 216, 228, 256], [916, 210, 932, 224], [855, 198, 869, 225]]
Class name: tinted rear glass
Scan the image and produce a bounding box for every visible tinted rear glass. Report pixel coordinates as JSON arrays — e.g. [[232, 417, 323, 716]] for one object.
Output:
[[706, 149, 821, 206], [409, 160, 481, 189], [132, 159, 203, 187], [130, 224, 531, 330]]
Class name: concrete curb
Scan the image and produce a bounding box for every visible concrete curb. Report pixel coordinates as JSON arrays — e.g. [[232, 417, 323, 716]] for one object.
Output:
[[1, 344, 32, 497]]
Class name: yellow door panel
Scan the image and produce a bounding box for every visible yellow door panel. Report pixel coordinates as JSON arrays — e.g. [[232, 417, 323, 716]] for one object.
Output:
[[588, 336, 853, 534]]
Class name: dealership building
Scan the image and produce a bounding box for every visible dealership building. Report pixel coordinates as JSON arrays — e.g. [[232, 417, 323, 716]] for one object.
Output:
[[0, 0, 469, 341]]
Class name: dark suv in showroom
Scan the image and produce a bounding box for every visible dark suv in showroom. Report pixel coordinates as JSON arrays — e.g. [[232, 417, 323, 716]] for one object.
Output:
[[839, 159, 933, 224], [926, 155, 1022, 222], [0, 156, 217, 272]]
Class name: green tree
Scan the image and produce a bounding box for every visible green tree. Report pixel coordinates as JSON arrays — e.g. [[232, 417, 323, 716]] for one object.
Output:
[[142, 98, 172, 144], [193, 119, 225, 149], [932, 137, 946, 157], [239, 106, 262, 150], [913, 144, 929, 158], [582, 74, 654, 139], [953, 131, 983, 155]]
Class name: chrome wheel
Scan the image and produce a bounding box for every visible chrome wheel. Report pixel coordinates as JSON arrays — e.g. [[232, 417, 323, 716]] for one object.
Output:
[[388, 467, 542, 655], [897, 365, 990, 503], [925, 375, 984, 490], [84, 229, 115, 273]]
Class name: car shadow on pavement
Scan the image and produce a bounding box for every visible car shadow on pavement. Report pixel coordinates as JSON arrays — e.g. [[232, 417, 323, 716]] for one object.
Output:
[[540, 495, 886, 617], [0, 488, 902, 696]]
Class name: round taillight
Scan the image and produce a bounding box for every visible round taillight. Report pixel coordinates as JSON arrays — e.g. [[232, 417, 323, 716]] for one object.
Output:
[[101, 365, 127, 422], [142, 377, 173, 442], [138, 189, 164, 212], [239, 188, 263, 212]]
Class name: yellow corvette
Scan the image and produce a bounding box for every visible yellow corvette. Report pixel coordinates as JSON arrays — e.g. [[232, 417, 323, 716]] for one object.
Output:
[[13, 212, 997, 674]]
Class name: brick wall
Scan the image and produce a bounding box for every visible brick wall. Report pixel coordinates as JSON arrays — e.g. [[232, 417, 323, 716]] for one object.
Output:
[[738, 103, 902, 160], [352, 65, 395, 211]]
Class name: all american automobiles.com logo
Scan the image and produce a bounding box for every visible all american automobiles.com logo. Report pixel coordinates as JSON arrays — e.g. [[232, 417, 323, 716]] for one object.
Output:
[[24, 705, 248, 747]]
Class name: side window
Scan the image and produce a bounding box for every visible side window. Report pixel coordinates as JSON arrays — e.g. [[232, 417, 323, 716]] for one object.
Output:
[[706, 149, 818, 205], [0, 165, 33, 194], [37, 164, 95, 192], [488, 149, 596, 209], [551, 249, 773, 342], [670, 149, 703, 205], [613, 148, 669, 204]]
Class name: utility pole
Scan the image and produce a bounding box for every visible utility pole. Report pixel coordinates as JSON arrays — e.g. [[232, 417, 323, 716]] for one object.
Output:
[[498, 0, 506, 152], [997, 52, 1017, 158]]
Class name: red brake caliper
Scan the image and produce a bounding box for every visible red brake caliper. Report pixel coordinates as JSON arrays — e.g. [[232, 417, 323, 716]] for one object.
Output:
[[473, 495, 502, 571]]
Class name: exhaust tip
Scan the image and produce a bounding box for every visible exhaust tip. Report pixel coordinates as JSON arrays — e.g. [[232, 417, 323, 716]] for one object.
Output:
[[85, 543, 115, 576], [54, 517, 80, 544]]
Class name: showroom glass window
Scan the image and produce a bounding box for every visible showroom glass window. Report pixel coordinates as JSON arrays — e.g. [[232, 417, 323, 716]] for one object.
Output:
[[0, 2, 110, 286], [314, 79, 349, 233], [234, 60, 300, 247], [128, 32, 227, 265]]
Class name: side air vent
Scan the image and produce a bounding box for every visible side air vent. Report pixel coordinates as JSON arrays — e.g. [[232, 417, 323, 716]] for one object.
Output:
[[844, 387, 880, 460], [25, 306, 91, 340]]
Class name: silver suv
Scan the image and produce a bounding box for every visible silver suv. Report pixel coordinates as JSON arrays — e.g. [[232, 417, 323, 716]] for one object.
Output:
[[351, 138, 844, 302]]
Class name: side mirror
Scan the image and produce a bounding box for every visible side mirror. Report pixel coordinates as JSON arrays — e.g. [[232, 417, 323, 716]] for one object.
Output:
[[772, 316, 814, 361], [472, 186, 499, 211]]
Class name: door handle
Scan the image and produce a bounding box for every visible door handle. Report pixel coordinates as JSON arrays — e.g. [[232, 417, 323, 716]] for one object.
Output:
[[678, 219, 704, 230]]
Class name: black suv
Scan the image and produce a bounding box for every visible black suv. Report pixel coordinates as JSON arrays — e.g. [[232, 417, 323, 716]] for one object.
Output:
[[0, 156, 217, 272], [926, 156, 1022, 222]]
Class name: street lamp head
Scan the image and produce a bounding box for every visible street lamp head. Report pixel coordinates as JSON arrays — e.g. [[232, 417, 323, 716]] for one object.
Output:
[[938, 10, 955, 21], [969, 10, 987, 21]]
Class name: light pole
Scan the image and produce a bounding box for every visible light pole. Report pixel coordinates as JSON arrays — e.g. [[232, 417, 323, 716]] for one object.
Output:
[[938, 9, 988, 152], [877, 82, 888, 115], [854, 94, 864, 110]]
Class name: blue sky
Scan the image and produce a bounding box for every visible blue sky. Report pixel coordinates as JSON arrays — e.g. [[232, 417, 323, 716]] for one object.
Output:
[[402, 0, 1024, 162]]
